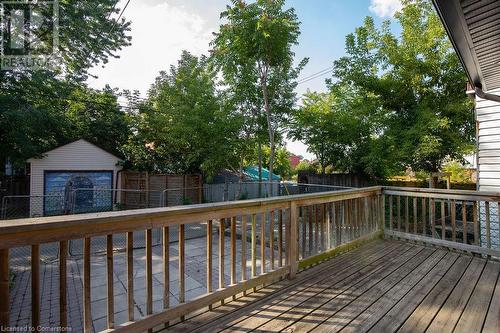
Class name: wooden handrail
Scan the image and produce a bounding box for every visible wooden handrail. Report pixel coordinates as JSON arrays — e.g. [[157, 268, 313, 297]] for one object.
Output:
[[383, 186, 500, 201], [0, 187, 382, 249]]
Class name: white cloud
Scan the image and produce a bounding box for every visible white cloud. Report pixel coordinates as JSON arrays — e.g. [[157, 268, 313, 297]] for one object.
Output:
[[87, 0, 218, 95], [369, 0, 403, 18]]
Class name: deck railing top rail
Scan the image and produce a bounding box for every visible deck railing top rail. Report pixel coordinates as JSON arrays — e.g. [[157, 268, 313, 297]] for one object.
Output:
[[0, 186, 382, 249], [383, 186, 500, 200]]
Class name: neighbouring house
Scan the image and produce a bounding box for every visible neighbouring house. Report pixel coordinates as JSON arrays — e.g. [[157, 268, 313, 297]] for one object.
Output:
[[27, 139, 123, 217], [434, 0, 500, 248], [289, 154, 302, 169]]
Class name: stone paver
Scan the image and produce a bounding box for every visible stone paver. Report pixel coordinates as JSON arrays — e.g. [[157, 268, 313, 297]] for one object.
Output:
[[8, 218, 297, 332]]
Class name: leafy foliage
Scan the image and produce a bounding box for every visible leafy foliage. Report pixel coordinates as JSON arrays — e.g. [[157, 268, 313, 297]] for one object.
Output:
[[123, 51, 239, 178], [0, 1, 132, 171], [247, 145, 292, 179], [290, 0, 474, 179], [211, 0, 307, 181]]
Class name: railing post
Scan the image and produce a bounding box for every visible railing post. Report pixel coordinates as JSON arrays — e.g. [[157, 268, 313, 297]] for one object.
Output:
[[288, 201, 298, 279], [0, 249, 9, 330], [379, 192, 385, 233]]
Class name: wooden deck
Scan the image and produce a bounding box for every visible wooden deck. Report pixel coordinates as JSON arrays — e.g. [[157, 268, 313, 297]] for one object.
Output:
[[163, 240, 500, 333]]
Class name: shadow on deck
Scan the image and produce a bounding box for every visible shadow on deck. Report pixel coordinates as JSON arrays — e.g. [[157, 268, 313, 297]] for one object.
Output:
[[163, 240, 500, 333]]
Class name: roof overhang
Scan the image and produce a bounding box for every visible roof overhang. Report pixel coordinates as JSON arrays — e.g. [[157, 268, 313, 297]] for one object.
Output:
[[432, 0, 500, 93]]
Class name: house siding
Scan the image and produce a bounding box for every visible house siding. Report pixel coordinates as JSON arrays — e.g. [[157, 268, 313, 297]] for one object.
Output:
[[476, 89, 500, 250], [28, 139, 122, 217]]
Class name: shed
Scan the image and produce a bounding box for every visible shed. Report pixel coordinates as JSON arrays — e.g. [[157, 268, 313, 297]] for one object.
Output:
[[27, 139, 122, 217]]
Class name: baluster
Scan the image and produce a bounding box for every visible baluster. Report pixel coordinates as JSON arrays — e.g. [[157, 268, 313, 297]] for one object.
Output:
[[352, 199, 356, 237], [473, 201, 479, 245], [485, 201, 491, 249], [179, 224, 185, 311], [430, 198, 436, 237], [0, 249, 9, 329], [241, 216, 247, 281], [278, 210, 283, 267], [59, 241, 67, 329], [422, 198, 427, 236], [332, 202, 342, 246], [230, 217, 236, 285], [361, 198, 365, 235], [349, 200, 354, 240], [342, 200, 347, 241], [146, 230, 153, 329], [315, 205, 319, 253], [308, 206, 313, 255], [413, 197, 418, 234], [462, 201, 467, 244], [366, 198, 370, 233], [163, 226, 170, 322], [451, 201, 456, 242], [441, 200, 446, 240], [270, 210, 275, 270], [389, 196, 393, 231], [106, 235, 114, 329], [83, 239, 91, 332], [289, 201, 298, 279], [218, 219, 225, 298], [397, 196, 401, 231], [301, 207, 306, 259], [326, 203, 331, 249], [206, 221, 213, 307], [285, 209, 291, 267], [405, 197, 409, 233], [126, 232, 134, 321], [261, 212, 266, 274], [251, 214, 257, 278]]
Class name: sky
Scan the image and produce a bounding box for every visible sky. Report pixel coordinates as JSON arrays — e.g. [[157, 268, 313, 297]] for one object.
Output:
[[87, 0, 404, 160]]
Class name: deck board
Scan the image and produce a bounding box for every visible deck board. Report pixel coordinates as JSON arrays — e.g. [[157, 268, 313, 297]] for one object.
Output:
[[454, 260, 500, 333], [482, 261, 500, 332], [161, 240, 499, 333]]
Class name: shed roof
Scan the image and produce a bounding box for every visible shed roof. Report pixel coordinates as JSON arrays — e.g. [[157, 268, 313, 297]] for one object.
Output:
[[432, 0, 500, 92], [27, 139, 122, 163]]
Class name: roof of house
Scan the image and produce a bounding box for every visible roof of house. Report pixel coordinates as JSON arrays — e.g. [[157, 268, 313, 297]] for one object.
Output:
[[432, 0, 500, 92], [27, 139, 122, 162]]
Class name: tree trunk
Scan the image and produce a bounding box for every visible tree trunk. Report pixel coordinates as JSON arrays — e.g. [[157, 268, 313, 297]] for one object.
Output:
[[237, 155, 243, 199], [261, 76, 275, 197]]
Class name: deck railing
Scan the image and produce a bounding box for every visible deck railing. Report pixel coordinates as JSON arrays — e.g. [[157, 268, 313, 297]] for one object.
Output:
[[2, 185, 498, 332], [382, 187, 500, 257], [0, 186, 382, 333]]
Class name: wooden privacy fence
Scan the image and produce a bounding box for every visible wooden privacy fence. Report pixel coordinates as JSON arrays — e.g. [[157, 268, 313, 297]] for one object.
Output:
[[0, 186, 382, 332]]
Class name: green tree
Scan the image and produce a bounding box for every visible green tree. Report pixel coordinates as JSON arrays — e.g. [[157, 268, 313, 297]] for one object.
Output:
[[212, 0, 307, 188], [312, 0, 474, 178], [125, 51, 239, 178], [0, 0, 132, 170], [248, 145, 292, 179], [289, 92, 334, 174]]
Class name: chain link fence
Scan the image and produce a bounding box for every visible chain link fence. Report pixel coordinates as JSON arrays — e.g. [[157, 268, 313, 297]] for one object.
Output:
[[1, 182, 351, 266]]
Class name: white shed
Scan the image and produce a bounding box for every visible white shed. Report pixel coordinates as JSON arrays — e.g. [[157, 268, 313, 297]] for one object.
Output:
[[27, 139, 122, 217]]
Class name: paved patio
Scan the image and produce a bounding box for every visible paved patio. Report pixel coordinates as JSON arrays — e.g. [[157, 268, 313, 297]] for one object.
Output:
[[8, 226, 276, 332]]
